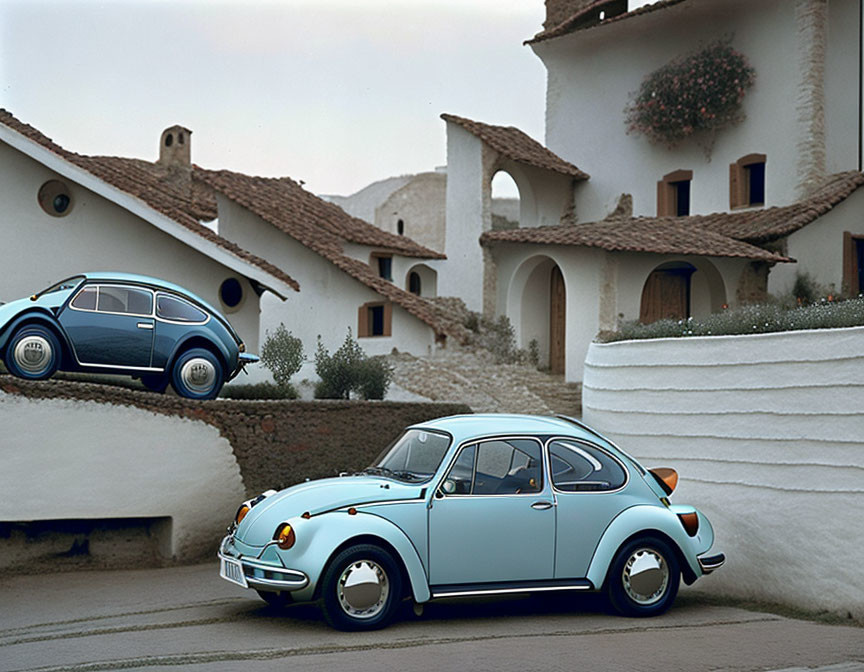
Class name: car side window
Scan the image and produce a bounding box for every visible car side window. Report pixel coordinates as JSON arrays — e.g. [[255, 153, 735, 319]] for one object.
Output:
[[96, 286, 153, 316], [442, 439, 542, 496], [70, 286, 97, 310], [156, 294, 207, 323], [548, 440, 627, 492]]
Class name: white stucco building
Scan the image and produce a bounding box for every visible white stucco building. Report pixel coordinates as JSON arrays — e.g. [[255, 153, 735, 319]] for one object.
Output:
[[438, 0, 864, 381], [0, 111, 298, 351]]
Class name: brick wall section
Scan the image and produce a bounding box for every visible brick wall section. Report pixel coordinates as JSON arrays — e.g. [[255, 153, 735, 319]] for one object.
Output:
[[0, 376, 471, 497]]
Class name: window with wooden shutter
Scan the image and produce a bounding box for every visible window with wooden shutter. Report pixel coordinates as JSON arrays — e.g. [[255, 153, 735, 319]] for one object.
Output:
[[358, 301, 392, 337], [730, 153, 766, 209], [657, 169, 693, 216], [843, 231, 864, 297]]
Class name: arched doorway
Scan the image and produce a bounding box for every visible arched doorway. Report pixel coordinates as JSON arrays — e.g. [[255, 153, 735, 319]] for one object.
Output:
[[640, 262, 695, 323], [549, 265, 566, 374], [508, 256, 566, 374], [404, 263, 437, 298], [491, 170, 520, 230]]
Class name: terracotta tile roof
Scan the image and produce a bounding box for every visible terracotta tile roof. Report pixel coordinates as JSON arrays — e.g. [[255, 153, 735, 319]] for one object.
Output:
[[441, 114, 589, 180], [529, 0, 690, 44], [697, 171, 864, 243], [483, 171, 864, 259], [197, 168, 469, 342], [0, 109, 299, 293], [481, 219, 791, 262]]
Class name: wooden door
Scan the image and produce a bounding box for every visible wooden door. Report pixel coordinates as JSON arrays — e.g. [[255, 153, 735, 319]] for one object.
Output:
[[640, 269, 691, 324], [549, 265, 566, 374]]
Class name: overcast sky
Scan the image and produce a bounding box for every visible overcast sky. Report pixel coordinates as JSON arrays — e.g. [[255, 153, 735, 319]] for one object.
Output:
[[0, 0, 548, 197]]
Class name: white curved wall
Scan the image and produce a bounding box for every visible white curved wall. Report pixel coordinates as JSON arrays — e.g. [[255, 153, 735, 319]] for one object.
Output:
[[583, 327, 864, 618], [0, 392, 246, 560]]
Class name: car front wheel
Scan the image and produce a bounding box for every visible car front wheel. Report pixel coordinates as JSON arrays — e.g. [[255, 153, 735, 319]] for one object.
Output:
[[169, 348, 223, 400], [5, 325, 62, 380], [320, 544, 403, 631], [606, 537, 680, 617]]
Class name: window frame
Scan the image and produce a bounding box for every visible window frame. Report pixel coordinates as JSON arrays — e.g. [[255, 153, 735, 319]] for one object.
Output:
[[435, 435, 546, 498], [370, 252, 394, 281], [544, 436, 630, 494], [843, 231, 864, 297], [69, 284, 155, 319], [155, 291, 210, 325], [730, 153, 767, 209], [656, 169, 693, 217], [357, 300, 392, 338]]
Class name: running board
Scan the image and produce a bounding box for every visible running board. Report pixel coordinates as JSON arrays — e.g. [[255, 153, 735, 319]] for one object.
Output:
[[431, 578, 594, 599]]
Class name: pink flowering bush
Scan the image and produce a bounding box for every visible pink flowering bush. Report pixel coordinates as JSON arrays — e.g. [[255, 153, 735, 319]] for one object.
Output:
[[624, 40, 756, 146]]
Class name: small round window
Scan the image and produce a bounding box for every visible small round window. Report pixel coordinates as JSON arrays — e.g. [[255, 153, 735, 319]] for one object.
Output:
[[38, 180, 73, 217], [219, 277, 243, 311]]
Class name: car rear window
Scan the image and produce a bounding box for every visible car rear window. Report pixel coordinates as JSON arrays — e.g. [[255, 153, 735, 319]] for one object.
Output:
[[157, 294, 207, 323]]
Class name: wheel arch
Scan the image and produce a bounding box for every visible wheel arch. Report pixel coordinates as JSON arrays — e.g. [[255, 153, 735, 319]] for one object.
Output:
[[308, 515, 430, 604], [167, 335, 229, 377], [586, 505, 701, 589], [0, 311, 74, 368]]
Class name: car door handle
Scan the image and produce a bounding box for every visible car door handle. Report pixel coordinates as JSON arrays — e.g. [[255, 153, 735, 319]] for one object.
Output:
[[531, 501, 553, 510], [137, 322, 154, 330]]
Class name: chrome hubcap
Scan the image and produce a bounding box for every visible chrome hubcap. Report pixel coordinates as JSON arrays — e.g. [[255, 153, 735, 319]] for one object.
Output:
[[622, 548, 669, 606], [180, 357, 216, 393], [13, 336, 52, 374], [337, 560, 389, 619]]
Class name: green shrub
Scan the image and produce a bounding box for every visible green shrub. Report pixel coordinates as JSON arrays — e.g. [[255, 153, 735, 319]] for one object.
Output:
[[356, 357, 393, 401], [314, 330, 392, 400], [220, 382, 298, 400], [528, 339, 540, 368], [259, 324, 304, 392]]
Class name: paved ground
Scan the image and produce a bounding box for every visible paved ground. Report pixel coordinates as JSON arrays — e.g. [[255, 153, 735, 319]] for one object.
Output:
[[1, 564, 861, 672], [387, 349, 582, 416]]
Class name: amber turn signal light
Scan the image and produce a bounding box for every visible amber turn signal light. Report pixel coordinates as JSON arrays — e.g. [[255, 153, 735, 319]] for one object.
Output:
[[274, 523, 296, 550], [235, 504, 250, 525], [649, 468, 679, 496], [677, 511, 699, 537]]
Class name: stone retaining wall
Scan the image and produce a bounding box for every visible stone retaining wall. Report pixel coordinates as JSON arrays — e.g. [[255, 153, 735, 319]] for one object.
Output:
[[0, 375, 470, 566]]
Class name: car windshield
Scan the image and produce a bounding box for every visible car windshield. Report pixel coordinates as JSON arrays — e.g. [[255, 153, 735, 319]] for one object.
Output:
[[367, 429, 452, 483], [36, 275, 85, 298]]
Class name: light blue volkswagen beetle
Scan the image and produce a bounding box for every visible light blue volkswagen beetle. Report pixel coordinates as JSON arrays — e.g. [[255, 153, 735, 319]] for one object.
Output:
[[219, 414, 725, 630]]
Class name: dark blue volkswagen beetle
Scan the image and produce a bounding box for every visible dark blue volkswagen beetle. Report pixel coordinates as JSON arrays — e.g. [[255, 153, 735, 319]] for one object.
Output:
[[0, 272, 258, 399]]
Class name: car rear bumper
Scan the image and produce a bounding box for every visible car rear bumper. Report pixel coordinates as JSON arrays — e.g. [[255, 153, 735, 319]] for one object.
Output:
[[698, 552, 726, 575], [218, 535, 309, 592]]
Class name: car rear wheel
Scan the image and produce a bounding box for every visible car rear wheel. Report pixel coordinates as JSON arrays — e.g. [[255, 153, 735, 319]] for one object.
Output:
[[5, 325, 62, 380], [169, 348, 223, 400], [320, 544, 403, 631], [606, 537, 680, 617]]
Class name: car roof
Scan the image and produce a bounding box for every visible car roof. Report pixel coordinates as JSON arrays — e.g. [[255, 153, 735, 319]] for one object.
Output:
[[80, 272, 220, 317], [414, 414, 601, 444]]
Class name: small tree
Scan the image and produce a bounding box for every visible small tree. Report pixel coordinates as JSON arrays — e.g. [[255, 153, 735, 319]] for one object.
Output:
[[314, 329, 393, 400], [259, 324, 304, 394]]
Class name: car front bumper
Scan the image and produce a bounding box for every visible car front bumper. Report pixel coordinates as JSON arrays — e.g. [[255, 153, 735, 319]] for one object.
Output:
[[218, 535, 309, 592]]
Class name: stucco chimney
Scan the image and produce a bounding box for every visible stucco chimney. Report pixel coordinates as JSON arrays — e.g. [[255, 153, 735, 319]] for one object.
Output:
[[158, 125, 192, 168]]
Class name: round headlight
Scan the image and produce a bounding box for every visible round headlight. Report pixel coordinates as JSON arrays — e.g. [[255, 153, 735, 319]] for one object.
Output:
[[274, 523, 296, 550], [235, 504, 250, 525]]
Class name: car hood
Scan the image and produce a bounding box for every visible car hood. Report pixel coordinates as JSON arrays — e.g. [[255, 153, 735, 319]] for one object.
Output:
[[0, 292, 71, 331], [235, 476, 426, 547]]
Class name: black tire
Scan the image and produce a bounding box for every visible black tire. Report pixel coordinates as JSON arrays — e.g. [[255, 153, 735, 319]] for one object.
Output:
[[140, 374, 168, 394], [606, 536, 680, 617], [4, 325, 62, 380], [169, 347, 224, 400], [256, 589, 291, 609], [320, 544, 403, 631]]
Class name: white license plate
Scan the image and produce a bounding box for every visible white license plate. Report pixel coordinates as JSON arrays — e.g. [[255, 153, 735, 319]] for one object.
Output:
[[220, 556, 248, 588]]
